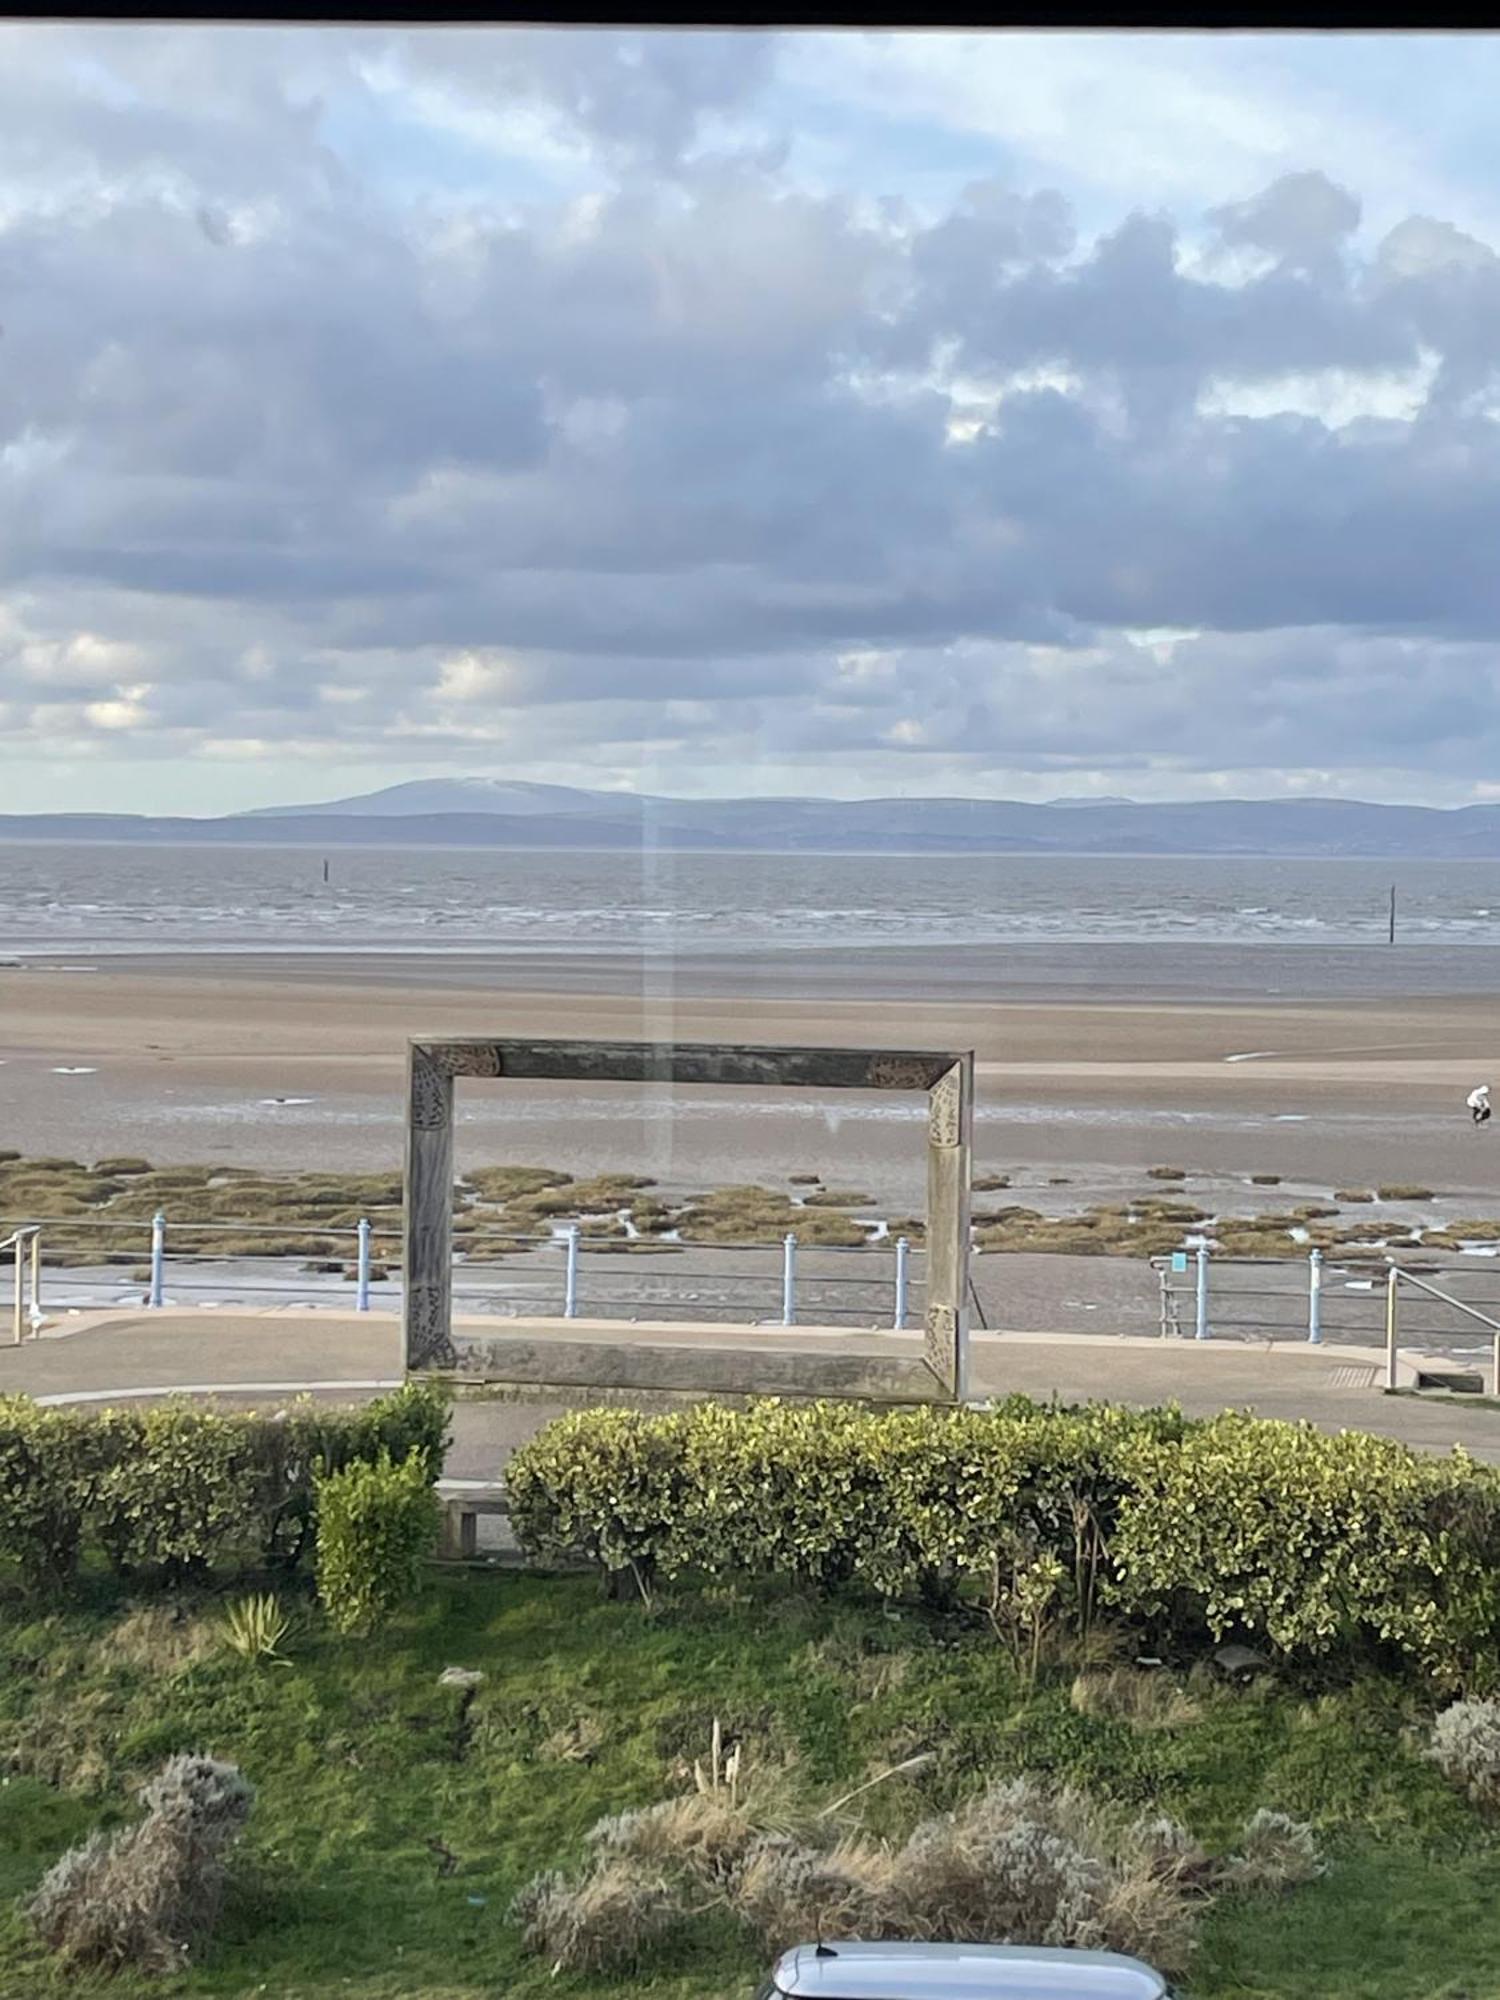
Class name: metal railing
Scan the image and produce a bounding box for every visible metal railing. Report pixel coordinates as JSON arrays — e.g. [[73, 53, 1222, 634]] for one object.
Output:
[[1383, 1264, 1500, 1394], [1151, 1244, 1335, 1344], [0, 1209, 924, 1332], [2, 1226, 43, 1345], [1153, 1242, 1500, 1378]]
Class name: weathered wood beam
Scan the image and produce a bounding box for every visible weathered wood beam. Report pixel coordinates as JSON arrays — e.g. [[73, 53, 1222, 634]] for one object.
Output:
[[415, 1037, 963, 1093]]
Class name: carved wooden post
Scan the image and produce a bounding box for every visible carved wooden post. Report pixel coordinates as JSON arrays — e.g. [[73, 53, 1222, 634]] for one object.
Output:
[[924, 1054, 973, 1401], [404, 1042, 456, 1369]]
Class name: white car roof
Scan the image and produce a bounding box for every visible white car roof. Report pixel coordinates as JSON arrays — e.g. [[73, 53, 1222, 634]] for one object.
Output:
[[771, 1941, 1169, 2000]]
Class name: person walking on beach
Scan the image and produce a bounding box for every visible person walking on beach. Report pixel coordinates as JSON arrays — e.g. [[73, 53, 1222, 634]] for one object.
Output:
[[1468, 1083, 1492, 1127]]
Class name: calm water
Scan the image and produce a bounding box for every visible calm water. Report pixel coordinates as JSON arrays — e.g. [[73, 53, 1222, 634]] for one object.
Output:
[[4, 841, 1500, 957]]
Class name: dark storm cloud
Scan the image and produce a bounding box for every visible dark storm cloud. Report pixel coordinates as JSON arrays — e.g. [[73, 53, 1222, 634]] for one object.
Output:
[[3, 27, 1500, 793]]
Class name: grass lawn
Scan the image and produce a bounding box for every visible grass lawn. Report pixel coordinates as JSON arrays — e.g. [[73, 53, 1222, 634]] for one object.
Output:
[[1, 1570, 1497, 1999]]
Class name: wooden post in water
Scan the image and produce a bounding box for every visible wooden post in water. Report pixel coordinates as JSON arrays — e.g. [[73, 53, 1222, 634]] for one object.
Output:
[[1388, 884, 1396, 945]]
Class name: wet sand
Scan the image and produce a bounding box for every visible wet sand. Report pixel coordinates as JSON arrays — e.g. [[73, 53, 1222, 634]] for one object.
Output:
[[4, 951, 1500, 1216]]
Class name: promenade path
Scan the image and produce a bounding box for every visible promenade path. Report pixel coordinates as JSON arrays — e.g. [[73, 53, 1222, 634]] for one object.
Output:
[[5, 1305, 1499, 1473]]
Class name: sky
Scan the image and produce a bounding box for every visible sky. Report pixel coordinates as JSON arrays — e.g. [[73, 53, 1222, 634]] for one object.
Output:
[[4, 27, 1500, 814]]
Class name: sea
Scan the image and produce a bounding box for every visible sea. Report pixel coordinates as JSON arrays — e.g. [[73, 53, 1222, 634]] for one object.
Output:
[[5, 841, 1500, 960]]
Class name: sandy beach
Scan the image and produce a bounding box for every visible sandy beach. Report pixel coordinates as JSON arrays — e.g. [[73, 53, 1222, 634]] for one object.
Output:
[[4, 951, 1500, 1221]]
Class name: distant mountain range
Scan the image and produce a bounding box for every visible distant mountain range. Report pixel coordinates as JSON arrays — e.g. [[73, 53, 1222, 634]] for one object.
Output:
[[8, 779, 1500, 857]]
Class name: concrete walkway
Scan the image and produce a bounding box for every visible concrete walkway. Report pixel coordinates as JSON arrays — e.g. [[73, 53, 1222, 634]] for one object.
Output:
[[4, 1305, 1498, 1470]]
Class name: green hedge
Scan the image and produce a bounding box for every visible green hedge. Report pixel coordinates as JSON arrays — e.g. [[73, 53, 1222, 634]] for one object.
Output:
[[0, 1383, 448, 1590], [507, 1399, 1500, 1687], [315, 1449, 445, 1637]]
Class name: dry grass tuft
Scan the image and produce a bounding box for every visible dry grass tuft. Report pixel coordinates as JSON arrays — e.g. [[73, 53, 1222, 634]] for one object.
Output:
[[28, 1754, 254, 1974], [508, 1860, 681, 1973], [1070, 1667, 1202, 1732], [1218, 1810, 1325, 1895], [510, 1756, 1323, 1982], [734, 1833, 893, 1948], [92, 1606, 218, 1677], [1428, 1699, 1500, 1809], [590, 1793, 757, 1883], [539, 1716, 606, 1764]]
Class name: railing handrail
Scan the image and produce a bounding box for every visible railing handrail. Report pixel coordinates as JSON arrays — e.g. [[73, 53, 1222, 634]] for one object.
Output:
[[1390, 1263, 1500, 1334], [4, 1225, 43, 1346]]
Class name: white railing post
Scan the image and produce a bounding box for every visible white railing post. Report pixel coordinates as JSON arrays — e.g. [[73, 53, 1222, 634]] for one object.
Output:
[[563, 1223, 581, 1320], [893, 1235, 910, 1330], [782, 1232, 798, 1327], [1194, 1243, 1210, 1341], [149, 1209, 166, 1308], [1385, 1266, 1400, 1390], [10, 1238, 21, 1347], [355, 1217, 372, 1312], [1307, 1247, 1323, 1345], [27, 1228, 42, 1336]]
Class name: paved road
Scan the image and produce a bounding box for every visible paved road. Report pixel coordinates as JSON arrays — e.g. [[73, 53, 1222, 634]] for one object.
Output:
[[5, 1304, 1499, 1468]]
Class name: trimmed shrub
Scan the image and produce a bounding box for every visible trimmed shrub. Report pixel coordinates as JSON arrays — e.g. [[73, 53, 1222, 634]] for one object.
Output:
[[28, 1754, 253, 1972], [0, 1384, 450, 1595], [0, 1395, 113, 1590], [1108, 1414, 1500, 1684], [93, 1405, 261, 1584], [508, 1399, 1500, 1685], [314, 1448, 442, 1636]]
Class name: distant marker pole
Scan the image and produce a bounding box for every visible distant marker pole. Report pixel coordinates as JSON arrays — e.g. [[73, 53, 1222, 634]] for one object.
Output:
[[1389, 884, 1396, 945]]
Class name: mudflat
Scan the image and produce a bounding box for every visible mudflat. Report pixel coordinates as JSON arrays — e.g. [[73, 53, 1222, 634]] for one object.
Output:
[[3, 953, 1499, 1214]]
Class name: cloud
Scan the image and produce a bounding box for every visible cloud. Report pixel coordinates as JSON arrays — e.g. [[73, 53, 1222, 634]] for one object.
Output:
[[3, 26, 1500, 809]]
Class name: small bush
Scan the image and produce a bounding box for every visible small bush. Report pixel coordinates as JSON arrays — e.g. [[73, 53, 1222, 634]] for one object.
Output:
[[314, 1448, 441, 1637], [1429, 1699, 1500, 1808], [1218, 1810, 1324, 1894], [508, 1861, 682, 1973], [512, 1771, 1217, 1977], [28, 1754, 254, 1973]]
